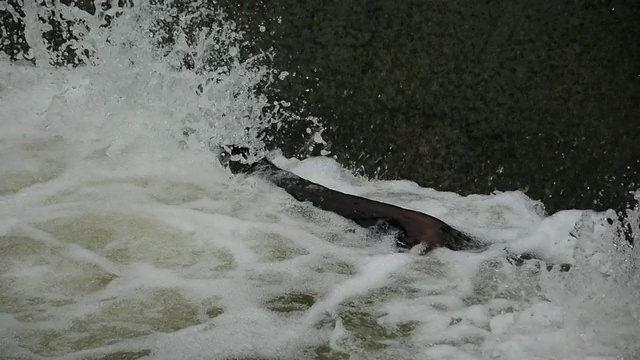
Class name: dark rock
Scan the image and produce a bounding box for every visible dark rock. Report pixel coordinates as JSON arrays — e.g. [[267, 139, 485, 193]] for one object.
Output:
[[217, 0, 640, 221]]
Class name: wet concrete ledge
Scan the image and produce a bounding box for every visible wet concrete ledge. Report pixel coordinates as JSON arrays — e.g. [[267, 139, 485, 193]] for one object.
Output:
[[218, 0, 640, 219]]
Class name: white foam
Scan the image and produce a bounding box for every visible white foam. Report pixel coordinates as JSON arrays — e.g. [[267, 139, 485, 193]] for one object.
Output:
[[305, 253, 415, 323]]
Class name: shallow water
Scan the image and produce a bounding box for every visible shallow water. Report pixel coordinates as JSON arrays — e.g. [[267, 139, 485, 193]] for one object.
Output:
[[1, 2, 639, 359]]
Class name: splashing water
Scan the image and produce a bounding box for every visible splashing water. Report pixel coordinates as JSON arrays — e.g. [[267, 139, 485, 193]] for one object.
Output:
[[1, 2, 639, 359]]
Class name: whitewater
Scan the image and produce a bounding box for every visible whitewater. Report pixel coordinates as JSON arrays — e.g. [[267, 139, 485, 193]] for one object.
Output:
[[0, 2, 638, 359]]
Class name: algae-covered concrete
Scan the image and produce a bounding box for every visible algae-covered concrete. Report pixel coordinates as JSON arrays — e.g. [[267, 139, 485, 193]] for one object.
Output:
[[218, 0, 640, 217]]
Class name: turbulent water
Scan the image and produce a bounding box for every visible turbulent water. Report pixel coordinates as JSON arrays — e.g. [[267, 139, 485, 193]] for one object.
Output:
[[1, 2, 639, 359]]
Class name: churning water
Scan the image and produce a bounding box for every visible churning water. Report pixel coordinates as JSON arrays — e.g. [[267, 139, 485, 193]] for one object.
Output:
[[0, 2, 638, 359]]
